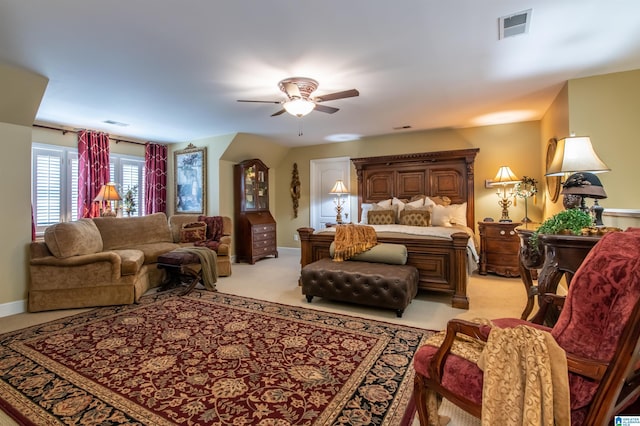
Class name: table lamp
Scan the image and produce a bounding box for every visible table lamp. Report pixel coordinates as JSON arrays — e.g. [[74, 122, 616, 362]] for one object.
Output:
[[329, 179, 349, 224], [490, 166, 521, 222], [94, 182, 122, 217]]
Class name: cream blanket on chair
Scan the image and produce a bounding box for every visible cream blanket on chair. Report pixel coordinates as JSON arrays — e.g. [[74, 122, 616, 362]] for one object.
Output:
[[477, 325, 570, 426]]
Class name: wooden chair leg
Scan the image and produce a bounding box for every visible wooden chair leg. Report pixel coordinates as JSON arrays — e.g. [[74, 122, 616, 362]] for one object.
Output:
[[414, 375, 441, 426]]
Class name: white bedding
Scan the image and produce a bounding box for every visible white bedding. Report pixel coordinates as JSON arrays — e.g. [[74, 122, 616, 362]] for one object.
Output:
[[317, 224, 479, 273]]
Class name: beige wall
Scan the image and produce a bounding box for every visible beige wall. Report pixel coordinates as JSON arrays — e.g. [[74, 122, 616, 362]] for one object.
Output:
[[568, 69, 640, 213], [273, 121, 542, 248], [0, 64, 47, 310]]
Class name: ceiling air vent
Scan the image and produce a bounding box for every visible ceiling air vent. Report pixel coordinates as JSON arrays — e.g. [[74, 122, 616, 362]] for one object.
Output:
[[499, 9, 532, 40]]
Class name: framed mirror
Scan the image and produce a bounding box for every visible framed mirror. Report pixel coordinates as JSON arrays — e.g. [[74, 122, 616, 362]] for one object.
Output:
[[174, 143, 206, 214], [545, 138, 561, 203]]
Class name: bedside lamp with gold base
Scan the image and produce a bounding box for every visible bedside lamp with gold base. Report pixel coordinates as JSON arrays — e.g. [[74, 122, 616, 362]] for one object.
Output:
[[490, 166, 520, 222], [329, 179, 349, 224]]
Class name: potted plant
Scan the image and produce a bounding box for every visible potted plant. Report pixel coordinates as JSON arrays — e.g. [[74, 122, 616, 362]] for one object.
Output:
[[530, 208, 593, 252], [123, 185, 138, 216]]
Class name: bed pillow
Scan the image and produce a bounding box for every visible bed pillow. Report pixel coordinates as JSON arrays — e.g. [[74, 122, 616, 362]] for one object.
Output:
[[431, 202, 467, 227], [399, 209, 431, 226], [393, 197, 424, 222], [367, 209, 396, 225], [425, 196, 452, 207], [360, 199, 395, 224]]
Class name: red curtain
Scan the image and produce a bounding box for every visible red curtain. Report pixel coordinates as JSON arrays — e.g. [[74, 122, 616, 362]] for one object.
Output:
[[145, 143, 167, 214], [78, 130, 111, 218]]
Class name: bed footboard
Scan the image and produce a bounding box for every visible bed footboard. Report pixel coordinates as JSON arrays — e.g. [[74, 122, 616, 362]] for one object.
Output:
[[297, 227, 470, 309]]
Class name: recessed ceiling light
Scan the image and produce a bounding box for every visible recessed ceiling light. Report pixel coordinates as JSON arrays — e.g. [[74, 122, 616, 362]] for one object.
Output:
[[103, 120, 130, 127]]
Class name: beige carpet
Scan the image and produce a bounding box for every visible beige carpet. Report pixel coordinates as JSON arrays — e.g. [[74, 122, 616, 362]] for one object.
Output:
[[1, 247, 530, 425]]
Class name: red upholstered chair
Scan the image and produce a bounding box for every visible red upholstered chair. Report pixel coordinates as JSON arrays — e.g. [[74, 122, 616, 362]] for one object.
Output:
[[413, 229, 640, 425]]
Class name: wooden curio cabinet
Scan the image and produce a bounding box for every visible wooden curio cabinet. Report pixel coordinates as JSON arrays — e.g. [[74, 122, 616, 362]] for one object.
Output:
[[234, 159, 278, 264]]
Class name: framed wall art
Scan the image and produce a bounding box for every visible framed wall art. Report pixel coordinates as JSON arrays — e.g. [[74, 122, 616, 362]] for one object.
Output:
[[545, 138, 561, 203], [174, 143, 206, 214]]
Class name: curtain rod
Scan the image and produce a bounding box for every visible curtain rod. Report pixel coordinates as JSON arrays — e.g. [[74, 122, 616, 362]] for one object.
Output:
[[33, 124, 152, 146]]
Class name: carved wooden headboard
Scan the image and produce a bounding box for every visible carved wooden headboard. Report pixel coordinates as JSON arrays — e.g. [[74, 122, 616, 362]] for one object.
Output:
[[351, 148, 479, 227]]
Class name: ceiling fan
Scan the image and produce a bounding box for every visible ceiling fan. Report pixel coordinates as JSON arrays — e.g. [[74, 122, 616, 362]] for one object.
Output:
[[237, 77, 359, 117]]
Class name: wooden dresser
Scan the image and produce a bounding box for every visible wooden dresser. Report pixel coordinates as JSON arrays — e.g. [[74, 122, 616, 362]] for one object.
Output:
[[234, 159, 278, 264], [478, 221, 522, 277]]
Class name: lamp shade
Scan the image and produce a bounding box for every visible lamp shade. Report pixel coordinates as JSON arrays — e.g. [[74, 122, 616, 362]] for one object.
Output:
[[545, 136, 610, 176], [93, 182, 122, 202], [491, 166, 520, 185], [283, 98, 315, 117], [329, 179, 349, 194]]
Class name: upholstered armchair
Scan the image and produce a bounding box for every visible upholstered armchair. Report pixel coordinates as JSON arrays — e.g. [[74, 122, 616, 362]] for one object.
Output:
[[413, 229, 640, 425]]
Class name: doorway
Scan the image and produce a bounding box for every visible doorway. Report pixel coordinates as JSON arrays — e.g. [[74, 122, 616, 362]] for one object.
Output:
[[309, 157, 351, 231]]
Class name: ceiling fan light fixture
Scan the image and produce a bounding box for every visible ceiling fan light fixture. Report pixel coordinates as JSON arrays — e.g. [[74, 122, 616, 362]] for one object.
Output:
[[283, 98, 315, 117]]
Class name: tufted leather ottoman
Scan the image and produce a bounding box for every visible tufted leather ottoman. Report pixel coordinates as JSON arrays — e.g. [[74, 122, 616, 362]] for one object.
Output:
[[300, 258, 419, 317]]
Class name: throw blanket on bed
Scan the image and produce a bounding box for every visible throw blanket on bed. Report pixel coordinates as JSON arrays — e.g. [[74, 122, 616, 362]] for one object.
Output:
[[174, 247, 218, 291], [333, 224, 377, 262], [478, 325, 570, 426]]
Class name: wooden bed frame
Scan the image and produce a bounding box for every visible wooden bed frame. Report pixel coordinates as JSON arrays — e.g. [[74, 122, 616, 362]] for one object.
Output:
[[298, 148, 479, 309]]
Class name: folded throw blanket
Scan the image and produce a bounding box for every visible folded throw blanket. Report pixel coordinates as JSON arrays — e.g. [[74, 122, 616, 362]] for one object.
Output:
[[333, 224, 377, 262], [174, 247, 218, 291]]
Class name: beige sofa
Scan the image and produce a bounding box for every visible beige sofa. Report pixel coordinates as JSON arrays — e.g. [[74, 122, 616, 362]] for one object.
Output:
[[29, 213, 232, 312]]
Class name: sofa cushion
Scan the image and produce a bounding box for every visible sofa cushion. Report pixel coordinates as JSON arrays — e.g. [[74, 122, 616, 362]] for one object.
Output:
[[94, 213, 173, 250], [44, 219, 103, 258], [111, 249, 145, 275], [129, 242, 180, 264]]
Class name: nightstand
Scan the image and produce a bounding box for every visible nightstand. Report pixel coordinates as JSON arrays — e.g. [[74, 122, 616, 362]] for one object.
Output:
[[478, 221, 522, 277]]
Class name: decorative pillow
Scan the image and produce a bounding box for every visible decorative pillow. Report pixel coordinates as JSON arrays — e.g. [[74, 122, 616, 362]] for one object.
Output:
[[431, 203, 467, 227], [330, 242, 408, 265], [360, 200, 395, 224], [180, 221, 207, 243], [399, 209, 431, 226], [410, 194, 427, 203], [367, 209, 396, 225]]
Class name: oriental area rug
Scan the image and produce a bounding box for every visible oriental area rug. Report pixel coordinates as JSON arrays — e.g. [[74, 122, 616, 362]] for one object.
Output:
[[0, 290, 434, 425]]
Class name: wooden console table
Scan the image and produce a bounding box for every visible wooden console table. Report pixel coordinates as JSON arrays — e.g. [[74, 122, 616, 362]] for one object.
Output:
[[516, 227, 600, 323]]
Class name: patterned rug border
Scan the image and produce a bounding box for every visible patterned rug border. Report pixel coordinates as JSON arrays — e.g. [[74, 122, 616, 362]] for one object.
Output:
[[0, 289, 434, 425]]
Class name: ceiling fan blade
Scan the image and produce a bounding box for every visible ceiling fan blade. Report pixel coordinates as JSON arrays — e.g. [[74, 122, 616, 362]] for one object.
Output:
[[314, 104, 339, 114], [283, 82, 302, 99], [313, 89, 359, 102], [237, 100, 282, 104], [271, 109, 286, 117]]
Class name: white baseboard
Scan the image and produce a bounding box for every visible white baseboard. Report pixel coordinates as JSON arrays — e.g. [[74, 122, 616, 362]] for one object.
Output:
[[0, 299, 27, 318]]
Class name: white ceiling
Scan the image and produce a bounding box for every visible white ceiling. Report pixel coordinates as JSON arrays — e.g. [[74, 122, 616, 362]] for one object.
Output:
[[2, 0, 640, 147]]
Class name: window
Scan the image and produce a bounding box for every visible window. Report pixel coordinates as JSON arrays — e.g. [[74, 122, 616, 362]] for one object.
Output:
[[110, 155, 145, 217], [32, 143, 145, 233]]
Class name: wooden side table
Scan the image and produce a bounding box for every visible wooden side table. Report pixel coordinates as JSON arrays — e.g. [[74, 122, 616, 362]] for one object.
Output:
[[478, 221, 522, 277], [516, 227, 600, 322]]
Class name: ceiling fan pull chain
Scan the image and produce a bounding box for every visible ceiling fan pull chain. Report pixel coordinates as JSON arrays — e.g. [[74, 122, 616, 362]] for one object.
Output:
[[298, 121, 303, 137]]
